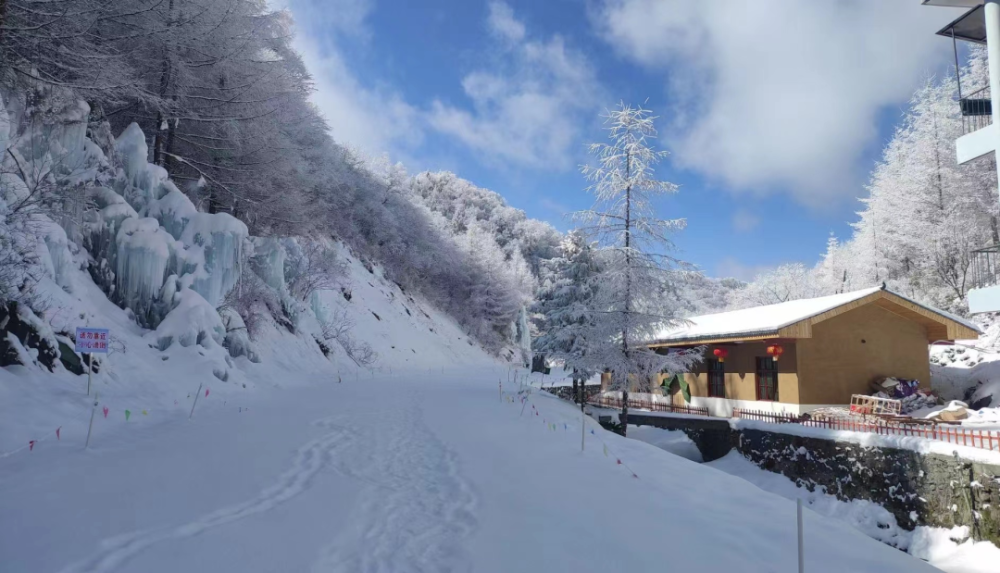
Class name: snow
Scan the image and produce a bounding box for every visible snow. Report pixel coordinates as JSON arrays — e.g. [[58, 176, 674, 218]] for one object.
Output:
[[626, 424, 703, 462], [0, 368, 948, 573], [0, 247, 962, 572], [707, 451, 1000, 572], [653, 286, 979, 343], [150, 288, 225, 350]]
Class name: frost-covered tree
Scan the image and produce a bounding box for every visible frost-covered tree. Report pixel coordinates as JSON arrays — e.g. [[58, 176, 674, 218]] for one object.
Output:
[[576, 102, 700, 433], [727, 263, 821, 309], [532, 230, 602, 400]]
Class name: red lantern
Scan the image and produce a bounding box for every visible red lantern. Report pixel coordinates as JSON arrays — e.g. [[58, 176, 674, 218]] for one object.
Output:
[[767, 344, 784, 362], [712, 348, 729, 363]]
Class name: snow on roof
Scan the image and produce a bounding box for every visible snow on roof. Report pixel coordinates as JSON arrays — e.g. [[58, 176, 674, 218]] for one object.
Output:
[[652, 286, 980, 344]]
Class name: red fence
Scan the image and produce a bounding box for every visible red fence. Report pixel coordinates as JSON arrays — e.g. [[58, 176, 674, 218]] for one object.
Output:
[[733, 408, 1000, 452], [589, 395, 710, 417]]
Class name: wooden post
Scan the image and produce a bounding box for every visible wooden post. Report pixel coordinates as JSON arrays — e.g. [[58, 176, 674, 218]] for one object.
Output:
[[189, 382, 203, 419], [797, 498, 805, 573], [85, 392, 98, 449]]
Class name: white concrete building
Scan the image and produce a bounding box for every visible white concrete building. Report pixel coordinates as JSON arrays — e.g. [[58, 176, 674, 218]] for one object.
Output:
[[926, 1, 1000, 312]]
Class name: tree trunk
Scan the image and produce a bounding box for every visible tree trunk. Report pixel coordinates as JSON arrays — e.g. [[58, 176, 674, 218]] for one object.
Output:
[[621, 387, 629, 436], [620, 150, 631, 438], [572, 378, 579, 404]]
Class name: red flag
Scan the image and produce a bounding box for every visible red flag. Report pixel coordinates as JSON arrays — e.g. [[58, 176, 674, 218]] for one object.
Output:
[[56, 427, 61, 440], [102, 406, 109, 418], [29, 440, 35, 451], [205, 389, 210, 397], [617, 459, 622, 465]]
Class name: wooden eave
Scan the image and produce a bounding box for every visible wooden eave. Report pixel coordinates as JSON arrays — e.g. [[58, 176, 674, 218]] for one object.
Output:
[[648, 290, 980, 348]]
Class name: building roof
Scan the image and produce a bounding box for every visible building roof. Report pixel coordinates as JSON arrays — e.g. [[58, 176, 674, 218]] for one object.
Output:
[[649, 286, 981, 347]]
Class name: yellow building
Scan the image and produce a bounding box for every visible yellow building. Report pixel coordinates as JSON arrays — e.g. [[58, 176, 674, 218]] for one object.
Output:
[[638, 286, 980, 417]]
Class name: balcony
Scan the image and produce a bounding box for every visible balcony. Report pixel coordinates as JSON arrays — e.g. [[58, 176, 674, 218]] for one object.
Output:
[[968, 244, 1000, 313], [960, 85, 992, 135]]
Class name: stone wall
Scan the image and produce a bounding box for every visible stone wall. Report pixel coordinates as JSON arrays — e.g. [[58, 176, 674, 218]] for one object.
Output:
[[736, 428, 1000, 544], [623, 413, 1000, 544]]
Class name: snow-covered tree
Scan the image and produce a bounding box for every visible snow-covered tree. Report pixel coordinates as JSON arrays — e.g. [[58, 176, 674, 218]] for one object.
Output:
[[576, 102, 700, 433], [532, 230, 602, 400]]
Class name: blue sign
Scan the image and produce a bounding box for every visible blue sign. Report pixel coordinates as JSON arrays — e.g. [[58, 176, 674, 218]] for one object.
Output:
[[75, 327, 110, 354]]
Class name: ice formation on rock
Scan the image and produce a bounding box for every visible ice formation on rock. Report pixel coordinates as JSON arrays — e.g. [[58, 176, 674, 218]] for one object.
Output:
[[116, 217, 173, 325], [150, 289, 225, 350], [252, 237, 286, 293]]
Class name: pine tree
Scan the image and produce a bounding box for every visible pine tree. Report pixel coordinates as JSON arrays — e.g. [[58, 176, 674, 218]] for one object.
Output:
[[532, 230, 601, 401]]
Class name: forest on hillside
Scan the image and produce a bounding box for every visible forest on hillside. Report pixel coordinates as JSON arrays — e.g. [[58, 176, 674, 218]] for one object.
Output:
[[2, 0, 995, 370], [727, 48, 998, 316]]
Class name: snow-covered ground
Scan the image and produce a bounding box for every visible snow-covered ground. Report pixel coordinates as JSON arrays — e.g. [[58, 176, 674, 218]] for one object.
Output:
[[706, 452, 1000, 573], [625, 424, 704, 462], [1, 366, 952, 573]]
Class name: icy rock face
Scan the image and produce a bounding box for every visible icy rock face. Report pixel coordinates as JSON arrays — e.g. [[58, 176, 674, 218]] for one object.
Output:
[[40, 221, 74, 291], [115, 217, 174, 326], [219, 306, 258, 362], [178, 213, 247, 307], [114, 123, 165, 211], [150, 289, 225, 350], [101, 124, 247, 322], [515, 305, 532, 366], [252, 237, 287, 293]]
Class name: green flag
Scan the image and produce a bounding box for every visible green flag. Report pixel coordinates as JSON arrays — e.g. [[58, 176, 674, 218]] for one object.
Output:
[[125, 409, 131, 421]]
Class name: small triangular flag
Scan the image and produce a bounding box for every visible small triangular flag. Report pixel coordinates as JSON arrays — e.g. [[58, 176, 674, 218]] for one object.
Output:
[[632, 473, 638, 479], [102, 406, 109, 418], [56, 427, 61, 440], [29, 440, 35, 451], [617, 459, 622, 465], [125, 410, 131, 421], [590, 429, 595, 434], [142, 409, 148, 416], [205, 389, 210, 397]]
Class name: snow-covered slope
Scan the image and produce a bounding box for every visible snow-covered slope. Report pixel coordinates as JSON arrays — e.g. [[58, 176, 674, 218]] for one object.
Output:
[[0, 238, 494, 456], [1, 368, 944, 573]]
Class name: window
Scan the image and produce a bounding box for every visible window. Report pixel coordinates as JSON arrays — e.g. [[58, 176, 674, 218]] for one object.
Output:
[[755, 357, 778, 401], [707, 359, 725, 398]]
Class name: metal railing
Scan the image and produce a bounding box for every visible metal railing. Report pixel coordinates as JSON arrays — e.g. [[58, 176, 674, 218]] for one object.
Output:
[[971, 244, 1000, 290], [734, 409, 1000, 452], [588, 394, 710, 416], [960, 85, 992, 135]]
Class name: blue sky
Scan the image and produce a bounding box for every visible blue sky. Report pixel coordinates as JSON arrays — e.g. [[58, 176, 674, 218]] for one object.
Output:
[[282, 0, 968, 280]]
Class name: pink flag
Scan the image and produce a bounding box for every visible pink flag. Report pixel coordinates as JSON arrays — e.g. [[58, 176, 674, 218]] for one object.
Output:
[[29, 440, 35, 451], [102, 406, 109, 418], [205, 389, 210, 397], [617, 459, 622, 465], [56, 427, 61, 440]]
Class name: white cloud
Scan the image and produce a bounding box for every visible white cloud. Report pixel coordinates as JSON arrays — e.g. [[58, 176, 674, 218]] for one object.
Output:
[[593, 0, 964, 207], [428, 2, 605, 170], [488, 1, 525, 43], [731, 209, 760, 233], [713, 257, 776, 282], [281, 0, 423, 158]]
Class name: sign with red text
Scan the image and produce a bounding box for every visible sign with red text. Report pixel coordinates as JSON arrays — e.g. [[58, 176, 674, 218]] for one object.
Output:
[[75, 328, 110, 353]]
